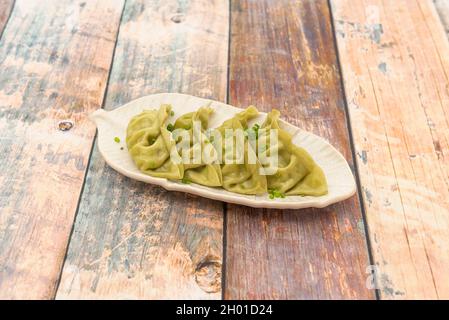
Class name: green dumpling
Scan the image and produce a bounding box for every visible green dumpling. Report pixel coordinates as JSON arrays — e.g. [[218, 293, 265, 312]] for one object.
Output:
[[126, 104, 184, 180], [173, 106, 222, 187], [259, 109, 327, 196], [216, 106, 267, 195]]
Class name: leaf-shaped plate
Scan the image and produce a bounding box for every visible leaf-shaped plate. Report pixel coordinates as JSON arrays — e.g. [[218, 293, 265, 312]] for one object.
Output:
[[90, 93, 356, 209]]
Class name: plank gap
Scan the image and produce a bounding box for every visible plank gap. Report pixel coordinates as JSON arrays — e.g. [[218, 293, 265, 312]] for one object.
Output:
[[52, 0, 128, 299], [327, 0, 380, 300]]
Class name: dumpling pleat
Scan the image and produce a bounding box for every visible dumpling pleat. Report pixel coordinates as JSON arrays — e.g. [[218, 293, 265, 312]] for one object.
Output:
[[260, 109, 328, 196], [174, 105, 223, 186], [218, 106, 268, 195], [127, 104, 184, 180]]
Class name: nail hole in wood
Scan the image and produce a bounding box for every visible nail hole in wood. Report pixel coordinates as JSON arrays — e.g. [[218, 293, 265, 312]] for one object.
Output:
[[58, 120, 74, 131], [171, 14, 184, 23], [194, 259, 221, 293]]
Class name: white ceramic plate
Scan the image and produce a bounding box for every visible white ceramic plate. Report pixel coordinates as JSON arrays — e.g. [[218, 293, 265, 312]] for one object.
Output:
[[90, 93, 356, 209]]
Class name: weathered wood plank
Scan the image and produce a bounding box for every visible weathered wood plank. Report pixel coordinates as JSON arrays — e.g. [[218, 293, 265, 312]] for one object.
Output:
[[0, 0, 14, 35], [56, 0, 228, 299], [225, 0, 374, 299], [331, 0, 449, 299], [0, 0, 124, 299]]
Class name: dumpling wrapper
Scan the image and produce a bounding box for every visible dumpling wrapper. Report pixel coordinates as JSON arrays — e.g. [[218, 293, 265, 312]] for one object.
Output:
[[126, 104, 184, 180], [173, 106, 222, 187], [216, 106, 267, 195], [259, 109, 327, 196]]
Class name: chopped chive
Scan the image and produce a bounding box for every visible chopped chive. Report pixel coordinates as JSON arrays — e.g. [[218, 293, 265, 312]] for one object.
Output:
[[246, 123, 260, 140], [268, 188, 285, 200], [245, 129, 254, 140], [170, 110, 175, 116], [167, 123, 174, 132], [114, 136, 120, 143], [252, 123, 260, 139], [181, 177, 191, 184]]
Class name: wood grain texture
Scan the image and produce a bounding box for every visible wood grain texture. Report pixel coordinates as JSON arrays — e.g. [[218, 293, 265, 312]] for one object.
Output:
[[225, 0, 374, 299], [0, 0, 14, 35], [0, 0, 124, 299], [331, 0, 449, 299], [56, 0, 228, 299]]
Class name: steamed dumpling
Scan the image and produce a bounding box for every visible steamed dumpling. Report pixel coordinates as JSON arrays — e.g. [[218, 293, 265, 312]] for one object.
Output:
[[126, 104, 184, 180], [173, 106, 222, 187], [259, 109, 327, 196], [216, 106, 267, 195]]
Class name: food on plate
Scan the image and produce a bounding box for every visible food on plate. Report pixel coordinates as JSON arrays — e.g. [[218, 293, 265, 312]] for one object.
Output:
[[126, 104, 327, 198]]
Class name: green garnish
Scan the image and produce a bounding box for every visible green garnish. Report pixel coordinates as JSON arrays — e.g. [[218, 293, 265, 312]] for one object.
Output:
[[167, 123, 174, 132], [246, 123, 260, 140], [170, 110, 175, 116], [181, 177, 191, 184], [114, 136, 120, 143], [254, 124, 260, 139], [268, 188, 285, 199]]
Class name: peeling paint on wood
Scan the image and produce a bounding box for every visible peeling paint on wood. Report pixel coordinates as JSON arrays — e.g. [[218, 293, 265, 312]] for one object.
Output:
[[56, 0, 228, 299], [332, 0, 449, 299], [225, 0, 374, 299], [0, 0, 124, 299]]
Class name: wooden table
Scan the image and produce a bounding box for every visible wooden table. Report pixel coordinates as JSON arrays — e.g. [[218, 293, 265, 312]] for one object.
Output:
[[0, 0, 448, 300]]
